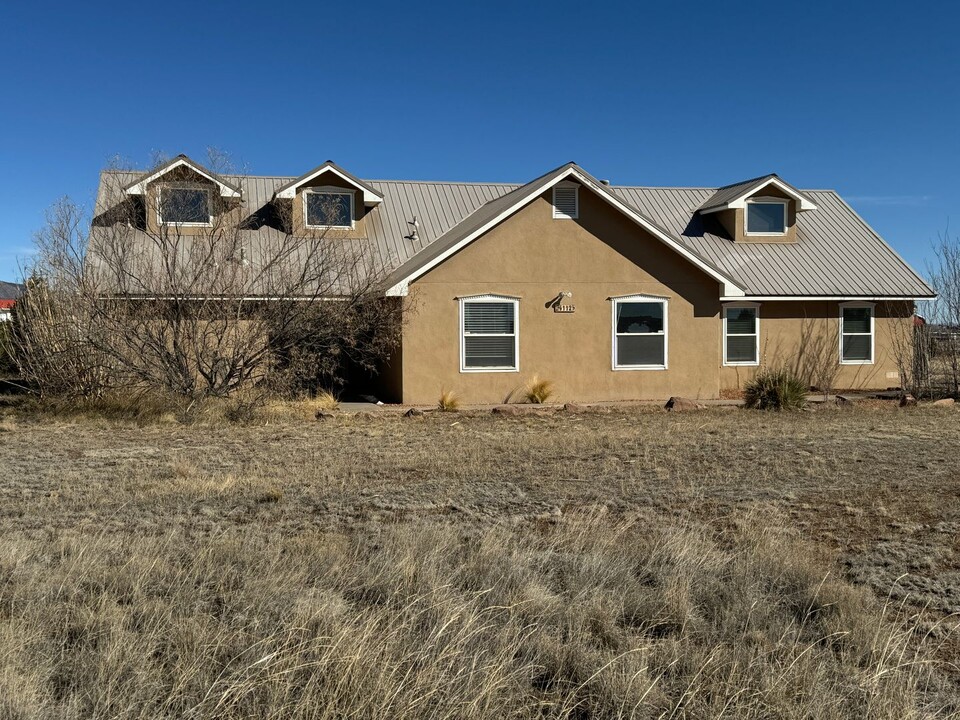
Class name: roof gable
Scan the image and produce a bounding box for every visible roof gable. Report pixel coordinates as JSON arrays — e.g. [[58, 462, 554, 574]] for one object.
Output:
[[273, 161, 384, 205], [699, 174, 817, 214], [384, 163, 745, 298], [123, 155, 242, 198]]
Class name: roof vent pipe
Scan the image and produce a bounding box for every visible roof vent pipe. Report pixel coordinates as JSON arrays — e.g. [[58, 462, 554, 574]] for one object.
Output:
[[600, 179, 611, 186]]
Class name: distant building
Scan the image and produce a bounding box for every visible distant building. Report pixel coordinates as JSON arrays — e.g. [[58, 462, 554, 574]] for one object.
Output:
[[0, 281, 24, 322]]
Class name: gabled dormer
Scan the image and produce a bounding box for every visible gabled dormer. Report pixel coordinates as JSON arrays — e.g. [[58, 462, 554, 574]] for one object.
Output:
[[123, 154, 242, 233], [698, 174, 817, 244], [273, 161, 383, 236]]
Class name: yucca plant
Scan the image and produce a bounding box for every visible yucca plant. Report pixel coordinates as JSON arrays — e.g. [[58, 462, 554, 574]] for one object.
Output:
[[524, 375, 555, 404], [437, 389, 460, 412], [744, 368, 807, 411]]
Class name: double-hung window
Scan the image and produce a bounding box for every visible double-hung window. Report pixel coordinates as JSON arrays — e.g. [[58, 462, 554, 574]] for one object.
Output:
[[840, 303, 874, 364], [723, 304, 759, 365], [613, 295, 667, 369], [460, 295, 519, 372]]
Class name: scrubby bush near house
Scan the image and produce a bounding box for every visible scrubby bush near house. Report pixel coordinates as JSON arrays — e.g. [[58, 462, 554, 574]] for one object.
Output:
[[9, 157, 401, 406], [744, 367, 807, 410]]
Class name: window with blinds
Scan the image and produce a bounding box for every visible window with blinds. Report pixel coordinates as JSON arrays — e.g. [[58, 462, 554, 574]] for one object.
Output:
[[460, 296, 519, 371], [613, 296, 667, 369], [841, 304, 873, 363], [723, 305, 759, 365], [552, 183, 579, 219]]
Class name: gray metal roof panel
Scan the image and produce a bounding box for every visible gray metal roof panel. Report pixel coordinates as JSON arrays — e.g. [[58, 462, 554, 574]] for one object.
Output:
[[93, 167, 933, 298]]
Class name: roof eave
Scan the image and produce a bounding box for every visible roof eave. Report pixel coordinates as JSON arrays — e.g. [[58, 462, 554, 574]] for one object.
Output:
[[273, 162, 384, 205], [123, 157, 242, 198], [385, 163, 746, 298]]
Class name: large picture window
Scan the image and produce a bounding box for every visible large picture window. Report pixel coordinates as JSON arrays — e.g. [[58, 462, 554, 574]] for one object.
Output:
[[460, 295, 519, 372], [723, 304, 759, 365], [840, 303, 874, 364], [159, 185, 212, 225], [304, 189, 354, 228], [745, 198, 787, 235], [613, 295, 667, 369]]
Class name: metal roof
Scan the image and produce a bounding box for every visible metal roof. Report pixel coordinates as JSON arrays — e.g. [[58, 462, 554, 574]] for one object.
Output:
[[0, 281, 24, 301], [93, 164, 934, 299]]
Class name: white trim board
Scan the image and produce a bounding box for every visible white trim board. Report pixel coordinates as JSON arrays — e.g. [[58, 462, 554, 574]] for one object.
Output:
[[125, 157, 241, 198], [386, 166, 746, 298], [719, 295, 929, 302], [275, 163, 383, 205], [700, 176, 817, 214]]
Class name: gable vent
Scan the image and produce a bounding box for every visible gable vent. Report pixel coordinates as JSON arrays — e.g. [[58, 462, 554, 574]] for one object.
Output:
[[552, 183, 579, 219]]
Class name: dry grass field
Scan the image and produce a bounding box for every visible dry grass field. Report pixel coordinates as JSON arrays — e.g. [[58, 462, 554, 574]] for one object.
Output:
[[0, 400, 958, 718]]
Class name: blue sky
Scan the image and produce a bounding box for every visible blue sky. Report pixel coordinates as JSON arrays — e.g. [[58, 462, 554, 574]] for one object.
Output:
[[1, 0, 957, 281]]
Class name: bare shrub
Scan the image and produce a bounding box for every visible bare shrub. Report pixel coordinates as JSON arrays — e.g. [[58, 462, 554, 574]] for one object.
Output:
[[7, 152, 400, 404], [924, 232, 960, 397]]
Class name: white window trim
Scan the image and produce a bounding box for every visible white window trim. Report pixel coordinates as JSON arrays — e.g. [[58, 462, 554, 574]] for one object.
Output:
[[459, 294, 520, 373], [303, 187, 356, 229], [157, 183, 214, 227], [744, 196, 788, 236], [722, 302, 760, 366], [552, 181, 579, 219], [611, 294, 669, 371], [839, 301, 875, 365]]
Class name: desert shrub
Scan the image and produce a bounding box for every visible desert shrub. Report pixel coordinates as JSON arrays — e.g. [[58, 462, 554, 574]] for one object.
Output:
[[525, 375, 555, 404], [438, 389, 460, 411], [744, 367, 807, 410]]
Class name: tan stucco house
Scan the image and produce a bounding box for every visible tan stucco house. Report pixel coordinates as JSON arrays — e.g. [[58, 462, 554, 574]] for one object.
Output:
[[95, 157, 935, 405]]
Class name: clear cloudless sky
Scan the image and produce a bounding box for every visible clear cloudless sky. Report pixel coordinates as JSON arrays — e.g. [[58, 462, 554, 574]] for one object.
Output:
[[1, 0, 958, 281]]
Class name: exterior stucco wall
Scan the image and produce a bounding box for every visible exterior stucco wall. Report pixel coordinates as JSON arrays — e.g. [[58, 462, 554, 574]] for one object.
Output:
[[387, 185, 916, 405], [719, 300, 914, 392], [397, 187, 724, 405]]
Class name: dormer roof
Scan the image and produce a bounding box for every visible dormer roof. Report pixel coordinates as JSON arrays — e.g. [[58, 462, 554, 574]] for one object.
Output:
[[123, 154, 242, 198], [698, 174, 817, 214], [273, 161, 384, 206]]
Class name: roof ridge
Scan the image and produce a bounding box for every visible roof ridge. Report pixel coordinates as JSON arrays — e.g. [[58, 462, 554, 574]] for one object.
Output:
[[712, 173, 778, 191]]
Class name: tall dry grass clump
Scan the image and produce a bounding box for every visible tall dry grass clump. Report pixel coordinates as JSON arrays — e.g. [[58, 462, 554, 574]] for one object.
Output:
[[525, 374, 555, 404], [0, 515, 947, 719], [438, 389, 460, 411]]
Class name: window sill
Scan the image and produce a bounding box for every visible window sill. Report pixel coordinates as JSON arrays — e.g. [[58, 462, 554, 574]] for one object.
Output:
[[305, 224, 355, 230], [460, 367, 519, 374], [723, 362, 759, 367], [613, 365, 667, 371], [840, 360, 874, 365], [161, 221, 213, 227]]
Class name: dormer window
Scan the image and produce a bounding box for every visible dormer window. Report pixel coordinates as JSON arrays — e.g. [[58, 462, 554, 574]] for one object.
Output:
[[745, 198, 788, 235], [304, 188, 354, 228], [159, 185, 212, 226]]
